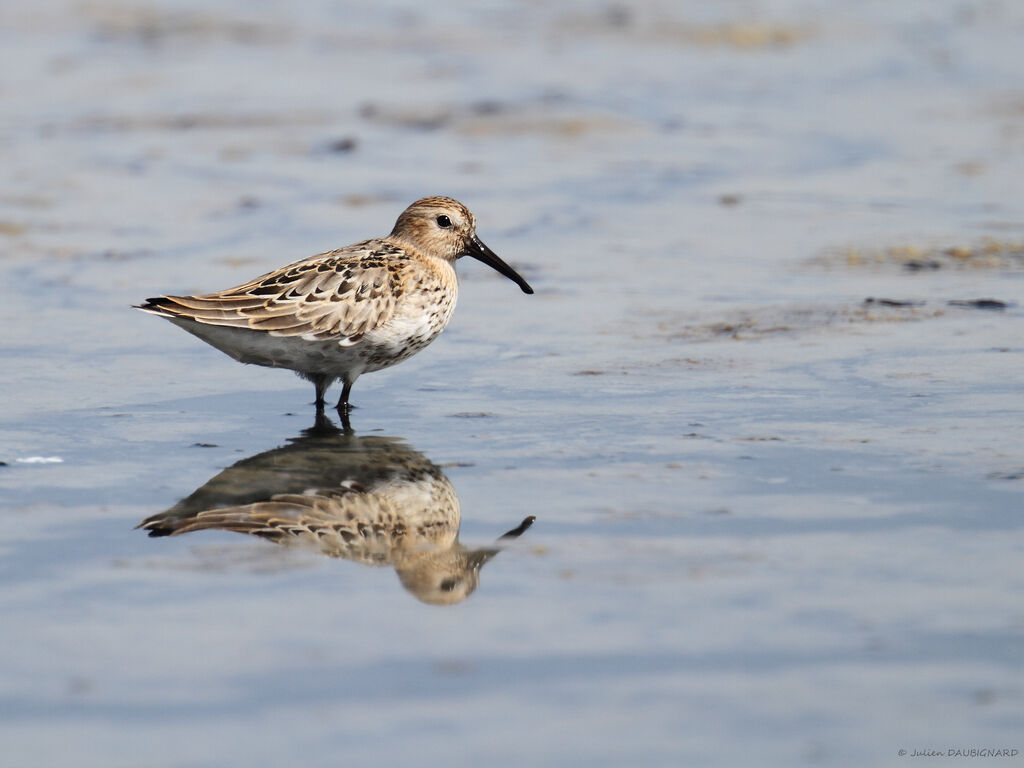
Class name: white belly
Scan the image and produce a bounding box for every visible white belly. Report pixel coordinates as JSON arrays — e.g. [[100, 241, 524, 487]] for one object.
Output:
[[169, 297, 454, 378]]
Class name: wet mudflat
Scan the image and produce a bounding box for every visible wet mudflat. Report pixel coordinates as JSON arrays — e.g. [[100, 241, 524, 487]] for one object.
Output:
[[1, 2, 1022, 766]]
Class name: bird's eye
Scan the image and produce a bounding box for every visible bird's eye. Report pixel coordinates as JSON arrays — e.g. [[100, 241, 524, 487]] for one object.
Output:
[[436, 215, 452, 228]]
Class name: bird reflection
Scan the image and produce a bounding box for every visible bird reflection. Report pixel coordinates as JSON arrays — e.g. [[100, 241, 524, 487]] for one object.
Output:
[[138, 414, 534, 605]]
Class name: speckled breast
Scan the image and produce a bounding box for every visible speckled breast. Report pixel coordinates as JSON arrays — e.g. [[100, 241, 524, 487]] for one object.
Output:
[[359, 267, 459, 372]]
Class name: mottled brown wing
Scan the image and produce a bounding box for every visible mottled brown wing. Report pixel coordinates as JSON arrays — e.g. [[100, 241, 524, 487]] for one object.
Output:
[[141, 488, 393, 534], [138, 242, 408, 344]]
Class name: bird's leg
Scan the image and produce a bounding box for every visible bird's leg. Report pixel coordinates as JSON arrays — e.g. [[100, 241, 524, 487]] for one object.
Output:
[[312, 376, 331, 408], [335, 379, 354, 431], [336, 379, 353, 413]]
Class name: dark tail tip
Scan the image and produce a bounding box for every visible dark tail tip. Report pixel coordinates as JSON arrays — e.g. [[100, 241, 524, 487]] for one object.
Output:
[[135, 518, 174, 537]]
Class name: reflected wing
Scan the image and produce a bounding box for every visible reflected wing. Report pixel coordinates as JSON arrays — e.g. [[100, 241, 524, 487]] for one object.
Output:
[[141, 488, 405, 542]]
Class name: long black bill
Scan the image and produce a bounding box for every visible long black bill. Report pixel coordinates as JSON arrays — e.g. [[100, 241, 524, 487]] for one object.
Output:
[[498, 515, 536, 541], [465, 236, 534, 294], [466, 516, 537, 570]]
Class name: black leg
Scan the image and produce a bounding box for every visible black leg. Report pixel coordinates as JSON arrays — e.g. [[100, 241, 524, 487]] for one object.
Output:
[[335, 380, 354, 431], [336, 379, 353, 412], [313, 376, 332, 408]]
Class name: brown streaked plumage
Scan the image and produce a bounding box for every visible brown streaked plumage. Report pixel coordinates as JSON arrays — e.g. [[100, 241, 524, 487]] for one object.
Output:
[[137, 417, 536, 605], [135, 196, 533, 414]]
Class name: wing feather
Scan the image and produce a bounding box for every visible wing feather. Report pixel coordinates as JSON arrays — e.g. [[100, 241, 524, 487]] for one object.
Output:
[[142, 488, 403, 542], [137, 240, 409, 343]]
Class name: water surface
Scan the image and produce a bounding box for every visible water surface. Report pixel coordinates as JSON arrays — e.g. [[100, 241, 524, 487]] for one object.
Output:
[[1, 1, 1022, 766]]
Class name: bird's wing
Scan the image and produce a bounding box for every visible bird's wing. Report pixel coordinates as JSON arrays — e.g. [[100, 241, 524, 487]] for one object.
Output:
[[141, 488, 399, 537], [136, 241, 409, 343]]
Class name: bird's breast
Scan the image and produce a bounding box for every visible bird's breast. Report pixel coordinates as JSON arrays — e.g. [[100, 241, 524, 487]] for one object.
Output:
[[358, 258, 458, 370]]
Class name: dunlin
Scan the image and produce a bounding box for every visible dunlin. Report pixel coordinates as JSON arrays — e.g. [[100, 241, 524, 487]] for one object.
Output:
[[138, 418, 535, 605], [136, 197, 533, 413]]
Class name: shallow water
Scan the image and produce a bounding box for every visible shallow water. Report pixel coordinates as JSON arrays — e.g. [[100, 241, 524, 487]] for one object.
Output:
[[1, 1, 1023, 766]]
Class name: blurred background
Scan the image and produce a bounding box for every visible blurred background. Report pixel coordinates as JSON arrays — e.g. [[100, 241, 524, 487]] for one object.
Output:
[[1, 1, 1022, 766]]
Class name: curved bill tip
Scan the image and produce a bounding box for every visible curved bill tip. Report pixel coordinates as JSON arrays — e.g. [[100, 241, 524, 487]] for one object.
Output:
[[499, 516, 536, 541], [467, 236, 534, 294]]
